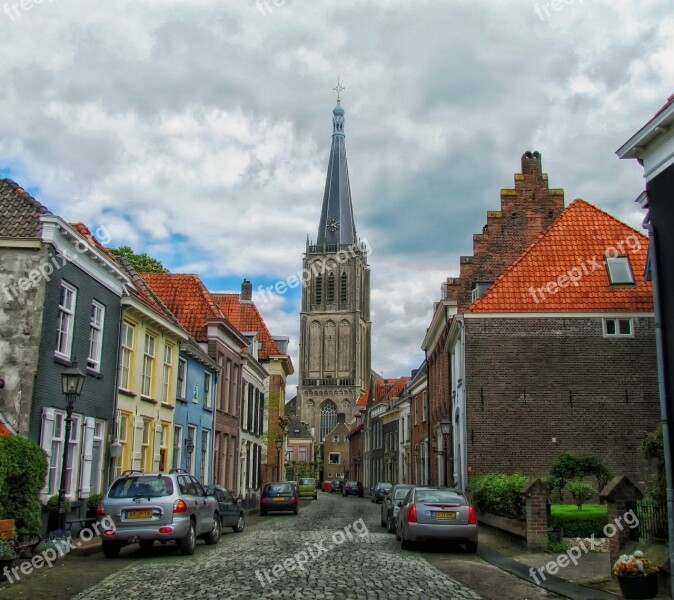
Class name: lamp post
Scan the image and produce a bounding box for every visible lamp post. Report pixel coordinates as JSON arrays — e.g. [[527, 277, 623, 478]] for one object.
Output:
[[58, 362, 86, 531], [275, 435, 283, 481], [439, 419, 451, 488], [413, 446, 420, 485], [186, 436, 195, 473]]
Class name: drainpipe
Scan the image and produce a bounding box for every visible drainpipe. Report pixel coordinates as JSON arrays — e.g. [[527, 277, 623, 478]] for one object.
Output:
[[106, 302, 125, 491], [425, 350, 430, 486], [646, 221, 674, 597]]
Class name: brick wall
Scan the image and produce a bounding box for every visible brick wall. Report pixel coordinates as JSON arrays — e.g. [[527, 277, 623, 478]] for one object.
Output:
[[464, 316, 660, 482]]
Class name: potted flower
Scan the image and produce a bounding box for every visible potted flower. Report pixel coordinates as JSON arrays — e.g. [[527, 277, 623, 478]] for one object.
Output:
[[612, 550, 659, 599], [0, 539, 18, 578]]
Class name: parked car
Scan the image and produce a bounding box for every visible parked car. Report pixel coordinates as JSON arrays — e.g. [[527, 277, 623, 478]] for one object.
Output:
[[204, 485, 245, 533], [396, 487, 478, 552], [260, 482, 298, 515], [321, 481, 332, 492], [330, 480, 344, 494], [298, 477, 318, 500], [342, 480, 364, 497], [370, 482, 393, 503], [381, 484, 415, 533], [97, 470, 220, 558]]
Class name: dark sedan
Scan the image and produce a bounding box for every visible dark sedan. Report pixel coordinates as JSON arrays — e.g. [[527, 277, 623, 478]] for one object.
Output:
[[370, 481, 392, 503], [205, 485, 245, 532], [260, 482, 298, 515], [330, 480, 344, 494], [342, 480, 364, 497], [380, 484, 415, 532]]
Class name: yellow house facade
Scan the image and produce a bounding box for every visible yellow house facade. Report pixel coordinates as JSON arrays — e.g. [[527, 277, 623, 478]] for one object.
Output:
[[113, 287, 188, 477]]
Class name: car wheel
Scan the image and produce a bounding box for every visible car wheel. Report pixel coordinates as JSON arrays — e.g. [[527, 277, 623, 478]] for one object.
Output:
[[387, 516, 395, 533], [465, 540, 478, 553], [313, 495, 317, 500], [233, 513, 245, 533], [139, 540, 154, 551], [380, 513, 386, 528], [204, 515, 221, 545], [179, 521, 196, 555], [400, 527, 412, 550], [395, 523, 401, 541], [293, 505, 299, 515], [102, 541, 122, 558], [260, 508, 267, 516]]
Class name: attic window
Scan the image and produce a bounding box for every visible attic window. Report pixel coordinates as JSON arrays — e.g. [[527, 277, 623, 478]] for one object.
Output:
[[605, 256, 634, 285], [471, 282, 492, 303], [603, 318, 633, 338]]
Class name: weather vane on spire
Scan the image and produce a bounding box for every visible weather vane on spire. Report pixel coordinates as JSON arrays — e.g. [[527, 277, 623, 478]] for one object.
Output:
[[333, 77, 345, 103]]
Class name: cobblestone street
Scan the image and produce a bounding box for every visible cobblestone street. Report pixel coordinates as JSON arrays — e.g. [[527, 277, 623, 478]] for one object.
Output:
[[74, 493, 482, 600]]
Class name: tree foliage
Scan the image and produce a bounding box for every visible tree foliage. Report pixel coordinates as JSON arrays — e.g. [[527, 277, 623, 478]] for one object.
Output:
[[0, 436, 48, 538], [108, 245, 169, 273], [642, 426, 665, 503], [549, 451, 612, 498], [566, 481, 596, 510]]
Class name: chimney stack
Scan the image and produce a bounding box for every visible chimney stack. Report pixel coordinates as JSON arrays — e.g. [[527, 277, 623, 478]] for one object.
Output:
[[521, 150, 542, 176], [241, 279, 252, 301]]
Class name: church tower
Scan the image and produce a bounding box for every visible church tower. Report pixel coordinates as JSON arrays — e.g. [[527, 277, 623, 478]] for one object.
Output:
[[297, 90, 371, 451]]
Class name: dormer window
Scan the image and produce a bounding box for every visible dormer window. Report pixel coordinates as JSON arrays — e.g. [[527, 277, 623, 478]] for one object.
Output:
[[605, 256, 634, 285], [471, 281, 493, 303]]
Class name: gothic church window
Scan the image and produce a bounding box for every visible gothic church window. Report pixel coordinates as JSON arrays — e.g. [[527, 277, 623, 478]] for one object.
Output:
[[320, 400, 337, 441]]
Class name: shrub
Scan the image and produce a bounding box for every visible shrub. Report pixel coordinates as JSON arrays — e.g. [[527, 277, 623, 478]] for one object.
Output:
[[0, 436, 48, 538], [46, 495, 71, 514], [86, 494, 104, 514], [469, 473, 528, 520], [566, 481, 596, 510], [549, 504, 608, 537], [642, 426, 665, 504]]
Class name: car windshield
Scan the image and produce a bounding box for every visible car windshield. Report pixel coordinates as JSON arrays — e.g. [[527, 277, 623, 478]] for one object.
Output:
[[347, 481, 358, 486], [300, 479, 314, 485], [266, 483, 293, 495], [393, 487, 413, 500], [379, 483, 392, 489], [109, 476, 174, 498], [415, 489, 465, 504]]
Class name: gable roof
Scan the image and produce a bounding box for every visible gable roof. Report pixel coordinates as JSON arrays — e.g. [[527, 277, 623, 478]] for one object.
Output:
[[469, 199, 653, 313], [210, 293, 283, 360], [140, 273, 229, 342], [0, 179, 51, 238]]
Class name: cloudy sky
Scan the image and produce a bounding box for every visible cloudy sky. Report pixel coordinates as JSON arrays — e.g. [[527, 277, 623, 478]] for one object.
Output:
[[1, 0, 672, 393]]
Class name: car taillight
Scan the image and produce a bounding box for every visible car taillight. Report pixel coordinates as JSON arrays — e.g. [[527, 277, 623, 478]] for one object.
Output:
[[290, 496, 296, 502], [261, 497, 268, 504], [159, 527, 172, 534], [408, 503, 417, 523], [468, 506, 477, 525], [96, 503, 106, 517], [173, 499, 188, 513]]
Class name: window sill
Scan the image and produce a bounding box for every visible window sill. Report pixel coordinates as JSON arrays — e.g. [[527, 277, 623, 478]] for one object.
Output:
[[54, 355, 73, 367], [118, 388, 137, 398], [177, 397, 188, 404], [141, 395, 158, 405], [86, 368, 103, 379], [204, 406, 213, 412], [160, 402, 175, 410]]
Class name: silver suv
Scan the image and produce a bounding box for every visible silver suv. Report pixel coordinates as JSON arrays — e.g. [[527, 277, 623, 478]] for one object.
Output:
[[98, 470, 221, 558]]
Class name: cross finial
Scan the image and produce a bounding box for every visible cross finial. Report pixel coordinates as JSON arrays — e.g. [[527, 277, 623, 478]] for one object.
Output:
[[333, 77, 345, 103]]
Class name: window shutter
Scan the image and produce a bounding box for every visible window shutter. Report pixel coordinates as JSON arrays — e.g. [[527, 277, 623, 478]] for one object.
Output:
[[39, 408, 56, 496], [80, 417, 96, 495], [132, 417, 144, 469], [153, 422, 163, 471]]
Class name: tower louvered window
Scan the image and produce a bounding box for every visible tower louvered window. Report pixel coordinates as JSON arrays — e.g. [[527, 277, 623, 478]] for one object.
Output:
[[327, 273, 335, 303], [315, 275, 323, 303], [340, 272, 347, 303]]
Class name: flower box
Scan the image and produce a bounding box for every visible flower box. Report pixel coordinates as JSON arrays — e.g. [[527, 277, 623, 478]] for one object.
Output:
[[616, 573, 658, 599]]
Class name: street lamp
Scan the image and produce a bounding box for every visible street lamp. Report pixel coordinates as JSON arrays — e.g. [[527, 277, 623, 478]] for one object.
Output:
[[439, 419, 451, 488], [58, 362, 86, 531], [275, 435, 283, 481]]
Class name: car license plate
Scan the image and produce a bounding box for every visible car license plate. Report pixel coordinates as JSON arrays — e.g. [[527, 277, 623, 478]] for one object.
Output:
[[433, 511, 456, 519], [127, 510, 152, 519], [273, 497, 286, 501]]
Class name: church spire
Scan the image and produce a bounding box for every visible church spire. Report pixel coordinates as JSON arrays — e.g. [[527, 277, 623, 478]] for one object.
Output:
[[317, 81, 357, 246]]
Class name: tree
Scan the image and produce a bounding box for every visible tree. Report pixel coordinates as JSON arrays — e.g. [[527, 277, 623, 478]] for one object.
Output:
[[108, 245, 169, 273]]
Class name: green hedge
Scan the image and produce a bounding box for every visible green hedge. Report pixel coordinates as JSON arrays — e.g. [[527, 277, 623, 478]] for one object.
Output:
[[469, 473, 528, 520], [549, 504, 608, 538], [0, 436, 48, 538]]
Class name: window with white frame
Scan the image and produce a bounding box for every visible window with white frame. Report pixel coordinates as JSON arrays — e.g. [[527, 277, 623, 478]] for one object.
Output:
[[332, 435, 339, 443], [187, 425, 197, 475], [422, 391, 428, 422], [204, 372, 213, 409], [603, 318, 634, 338], [115, 411, 130, 478], [142, 333, 156, 397], [141, 419, 153, 472], [55, 282, 77, 359], [299, 447, 307, 462], [47, 412, 65, 494], [177, 358, 187, 399], [173, 425, 183, 471], [286, 448, 293, 462], [90, 420, 105, 494], [119, 322, 135, 390], [87, 301, 105, 371], [605, 256, 635, 285], [161, 344, 173, 403], [329, 452, 340, 464], [201, 429, 210, 483], [65, 415, 82, 498]]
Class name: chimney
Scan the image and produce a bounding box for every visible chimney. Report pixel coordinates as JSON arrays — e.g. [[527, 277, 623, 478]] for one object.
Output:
[[241, 279, 252, 301], [521, 150, 542, 175]]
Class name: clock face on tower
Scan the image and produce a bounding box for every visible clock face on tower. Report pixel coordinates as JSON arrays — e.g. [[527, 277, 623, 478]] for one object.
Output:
[[327, 219, 340, 232]]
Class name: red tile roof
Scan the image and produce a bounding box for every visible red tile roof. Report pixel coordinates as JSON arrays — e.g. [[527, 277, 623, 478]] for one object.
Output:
[[210, 293, 282, 360], [469, 199, 653, 313], [0, 422, 13, 436], [141, 273, 229, 342], [356, 390, 369, 407]]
